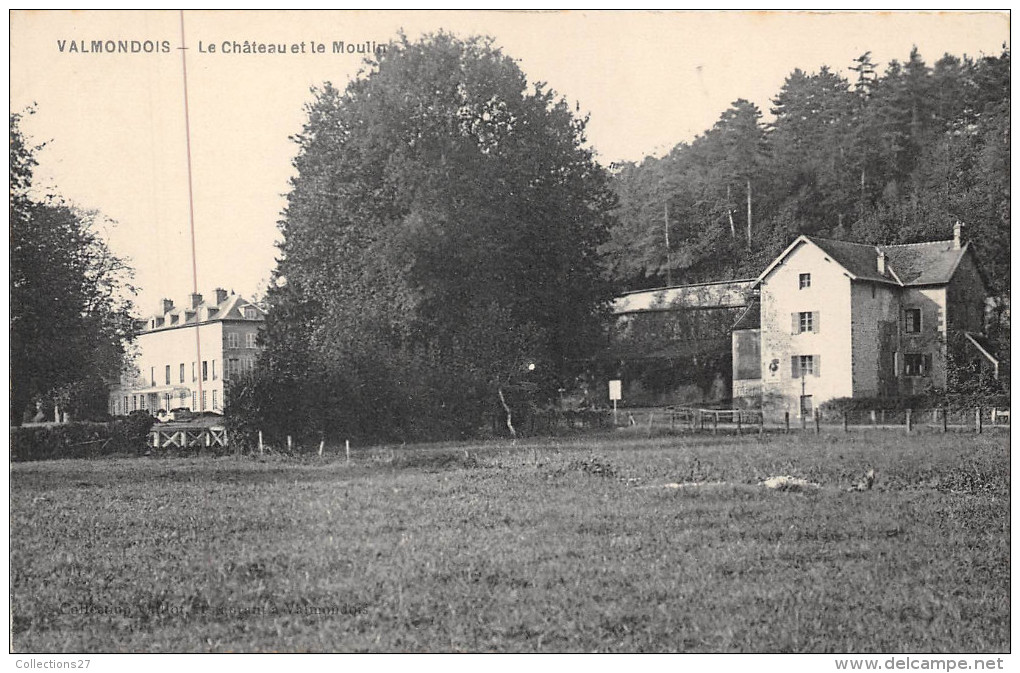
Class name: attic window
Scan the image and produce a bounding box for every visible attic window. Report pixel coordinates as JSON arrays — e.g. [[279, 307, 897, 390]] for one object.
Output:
[[244, 307, 257, 319], [799, 273, 811, 289]]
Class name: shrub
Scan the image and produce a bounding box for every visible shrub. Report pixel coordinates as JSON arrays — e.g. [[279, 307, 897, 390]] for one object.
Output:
[[10, 413, 155, 462], [821, 389, 1010, 418]]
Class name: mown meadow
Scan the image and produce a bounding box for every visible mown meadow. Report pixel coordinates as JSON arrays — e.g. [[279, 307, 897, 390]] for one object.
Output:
[[10, 430, 1009, 652]]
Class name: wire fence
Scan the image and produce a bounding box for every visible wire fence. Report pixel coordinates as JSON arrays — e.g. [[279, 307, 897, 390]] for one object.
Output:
[[598, 405, 1010, 436]]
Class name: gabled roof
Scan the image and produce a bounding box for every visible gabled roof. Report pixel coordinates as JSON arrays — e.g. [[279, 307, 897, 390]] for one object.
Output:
[[756, 235, 971, 288], [880, 240, 970, 285]]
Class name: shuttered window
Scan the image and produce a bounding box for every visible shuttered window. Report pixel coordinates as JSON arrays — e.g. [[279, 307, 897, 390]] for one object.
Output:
[[791, 355, 820, 378], [792, 311, 821, 334]]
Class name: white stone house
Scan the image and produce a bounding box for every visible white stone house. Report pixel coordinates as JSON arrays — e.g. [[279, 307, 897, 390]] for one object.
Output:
[[732, 223, 991, 417], [108, 288, 265, 416]]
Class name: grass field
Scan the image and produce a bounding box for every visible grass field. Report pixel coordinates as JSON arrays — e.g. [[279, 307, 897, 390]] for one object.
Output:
[[10, 430, 1010, 653]]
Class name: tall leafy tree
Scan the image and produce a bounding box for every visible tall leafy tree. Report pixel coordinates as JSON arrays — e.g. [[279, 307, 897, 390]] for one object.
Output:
[[263, 32, 616, 440], [10, 112, 136, 423]]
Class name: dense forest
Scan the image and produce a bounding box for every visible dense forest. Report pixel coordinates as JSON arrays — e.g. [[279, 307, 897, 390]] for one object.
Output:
[[602, 47, 1010, 339]]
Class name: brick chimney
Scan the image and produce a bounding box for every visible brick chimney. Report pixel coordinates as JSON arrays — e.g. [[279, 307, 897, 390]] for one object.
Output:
[[161, 298, 174, 314], [953, 220, 964, 249], [190, 292, 203, 309], [877, 249, 886, 276], [215, 287, 228, 304]]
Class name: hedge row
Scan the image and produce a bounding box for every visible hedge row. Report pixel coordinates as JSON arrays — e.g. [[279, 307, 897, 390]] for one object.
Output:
[[11, 412, 155, 462], [820, 391, 1011, 416]]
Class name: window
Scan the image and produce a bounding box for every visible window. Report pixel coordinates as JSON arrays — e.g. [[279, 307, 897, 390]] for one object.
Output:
[[123, 396, 129, 413], [150, 367, 155, 386], [227, 332, 239, 349], [245, 307, 257, 319], [192, 362, 196, 382], [799, 273, 811, 289], [245, 333, 257, 349], [904, 308, 922, 334], [212, 360, 217, 380], [180, 363, 185, 383], [903, 353, 932, 377], [799, 311, 814, 333], [212, 391, 219, 411], [791, 354, 819, 378], [192, 391, 197, 410], [793, 311, 819, 334], [202, 361, 208, 381], [201, 390, 207, 411], [165, 365, 171, 385], [228, 358, 239, 379]]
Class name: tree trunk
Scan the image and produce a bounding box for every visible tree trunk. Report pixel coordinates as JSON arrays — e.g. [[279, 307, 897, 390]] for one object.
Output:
[[497, 387, 516, 439], [745, 178, 752, 248], [726, 185, 736, 238]]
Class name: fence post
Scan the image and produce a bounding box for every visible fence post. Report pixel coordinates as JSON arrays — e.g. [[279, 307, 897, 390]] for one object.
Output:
[[736, 411, 742, 435], [870, 409, 876, 428], [976, 407, 983, 434], [258, 430, 263, 456], [814, 409, 820, 434], [670, 409, 675, 433], [346, 439, 351, 463], [905, 408, 912, 435], [759, 410, 765, 436], [784, 411, 790, 434], [712, 411, 718, 435], [990, 407, 996, 427], [843, 412, 849, 433], [942, 407, 948, 433], [287, 435, 293, 452]]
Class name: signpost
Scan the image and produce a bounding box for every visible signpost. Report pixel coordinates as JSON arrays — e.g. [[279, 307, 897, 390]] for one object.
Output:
[[609, 379, 622, 426]]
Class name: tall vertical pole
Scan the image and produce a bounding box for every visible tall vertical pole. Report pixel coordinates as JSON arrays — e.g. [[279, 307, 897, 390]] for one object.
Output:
[[180, 10, 203, 410]]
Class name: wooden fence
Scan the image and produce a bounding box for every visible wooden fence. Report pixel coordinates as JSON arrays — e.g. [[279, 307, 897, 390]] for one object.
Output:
[[149, 425, 228, 451]]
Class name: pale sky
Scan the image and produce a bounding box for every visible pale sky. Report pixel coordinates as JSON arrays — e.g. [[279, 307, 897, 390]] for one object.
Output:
[[9, 10, 1010, 315]]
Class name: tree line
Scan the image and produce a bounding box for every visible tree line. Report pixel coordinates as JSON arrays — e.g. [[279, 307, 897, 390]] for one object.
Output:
[[10, 36, 1009, 438], [602, 46, 1010, 324], [10, 111, 136, 424]]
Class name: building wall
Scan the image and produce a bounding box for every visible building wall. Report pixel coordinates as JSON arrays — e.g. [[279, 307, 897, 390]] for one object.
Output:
[[945, 252, 986, 334], [759, 242, 853, 416], [220, 320, 262, 382], [732, 329, 760, 381], [850, 282, 900, 397], [898, 286, 947, 394], [113, 322, 228, 414]]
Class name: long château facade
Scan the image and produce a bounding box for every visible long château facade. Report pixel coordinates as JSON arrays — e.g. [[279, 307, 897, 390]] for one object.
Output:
[[109, 288, 265, 416]]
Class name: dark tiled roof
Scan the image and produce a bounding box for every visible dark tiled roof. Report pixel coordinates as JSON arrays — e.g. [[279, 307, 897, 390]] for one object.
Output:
[[880, 240, 968, 285], [732, 298, 760, 330], [805, 236, 967, 286]]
